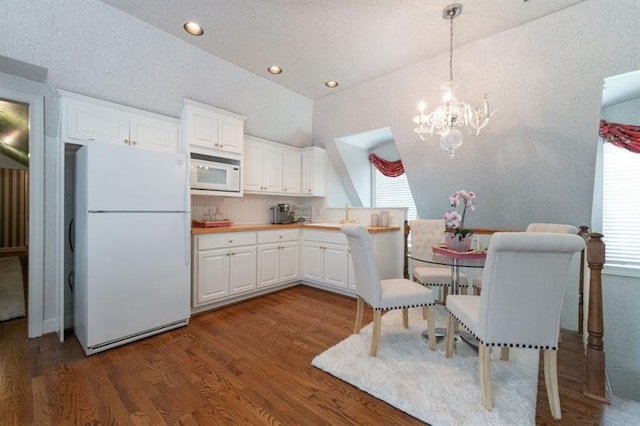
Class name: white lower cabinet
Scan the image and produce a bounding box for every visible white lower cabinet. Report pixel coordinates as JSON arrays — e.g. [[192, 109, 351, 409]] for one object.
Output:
[[302, 231, 350, 289], [257, 229, 300, 288], [302, 229, 401, 292], [192, 227, 401, 310], [192, 232, 257, 307]]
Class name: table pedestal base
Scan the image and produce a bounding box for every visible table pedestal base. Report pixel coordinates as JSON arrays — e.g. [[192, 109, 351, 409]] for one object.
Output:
[[421, 327, 446, 343]]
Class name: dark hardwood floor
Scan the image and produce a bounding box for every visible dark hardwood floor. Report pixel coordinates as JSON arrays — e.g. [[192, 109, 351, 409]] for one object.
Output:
[[0, 285, 630, 425]]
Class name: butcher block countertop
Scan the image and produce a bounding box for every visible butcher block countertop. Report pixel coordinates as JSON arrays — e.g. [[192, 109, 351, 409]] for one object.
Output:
[[191, 223, 401, 235]]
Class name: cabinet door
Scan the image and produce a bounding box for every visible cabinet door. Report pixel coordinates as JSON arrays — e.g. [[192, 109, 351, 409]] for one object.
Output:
[[301, 150, 313, 194], [129, 115, 179, 152], [282, 149, 301, 194], [302, 242, 324, 282], [218, 116, 243, 154], [280, 241, 300, 282], [189, 106, 219, 150], [257, 244, 280, 288], [229, 245, 257, 295], [243, 140, 264, 192], [262, 144, 283, 193], [301, 148, 326, 196], [62, 99, 129, 146], [195, 249, 230, 305], [324, 243, 349, 288]]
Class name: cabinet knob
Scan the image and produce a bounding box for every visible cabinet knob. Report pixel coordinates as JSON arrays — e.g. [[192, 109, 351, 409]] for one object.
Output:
[[228, 240, 233, 243], [124, 139, 129, 145], [131, 140, 137, 145]]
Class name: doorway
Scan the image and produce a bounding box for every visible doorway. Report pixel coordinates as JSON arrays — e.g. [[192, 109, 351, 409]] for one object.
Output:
[[0, 87, 44, 339]]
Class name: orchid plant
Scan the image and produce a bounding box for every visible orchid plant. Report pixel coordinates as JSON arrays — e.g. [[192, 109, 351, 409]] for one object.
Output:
[[443, 190, 476, 239]]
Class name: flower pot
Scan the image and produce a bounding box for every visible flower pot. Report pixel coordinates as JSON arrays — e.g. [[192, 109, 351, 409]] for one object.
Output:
[[445, 232, 473, 252]]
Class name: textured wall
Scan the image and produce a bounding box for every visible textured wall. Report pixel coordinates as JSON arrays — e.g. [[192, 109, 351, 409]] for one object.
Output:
[[314, 0, 639, 231]]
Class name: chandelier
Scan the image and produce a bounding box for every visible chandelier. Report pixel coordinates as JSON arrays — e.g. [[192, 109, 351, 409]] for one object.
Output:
[[413, 3, 494, 159]]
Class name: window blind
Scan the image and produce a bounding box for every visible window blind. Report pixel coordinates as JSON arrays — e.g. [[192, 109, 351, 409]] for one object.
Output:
[[602, 142, 640, 269], [374, 169, 417, 221]]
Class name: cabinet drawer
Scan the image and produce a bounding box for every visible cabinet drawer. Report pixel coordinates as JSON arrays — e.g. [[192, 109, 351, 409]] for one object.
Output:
[[302, 229, 347, 245], [257, 229, 300, 244], [197, 232, 256, 250]]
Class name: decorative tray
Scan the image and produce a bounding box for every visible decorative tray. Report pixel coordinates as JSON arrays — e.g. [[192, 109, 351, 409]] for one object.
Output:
[[192, 220, 233, 228], [432, 246, 487, 259]]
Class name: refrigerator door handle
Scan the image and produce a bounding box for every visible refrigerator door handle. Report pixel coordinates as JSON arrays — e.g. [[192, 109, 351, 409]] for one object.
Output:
[[184, 213, 190, 266]]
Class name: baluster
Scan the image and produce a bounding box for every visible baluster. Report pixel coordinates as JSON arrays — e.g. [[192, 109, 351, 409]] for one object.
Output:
[[583, 232, 609, 403], [403, 220, 410, 279], [577, 225, 590, 338]]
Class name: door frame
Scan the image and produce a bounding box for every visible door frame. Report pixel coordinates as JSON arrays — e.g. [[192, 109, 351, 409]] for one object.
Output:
[[0, 87, 45, 338]]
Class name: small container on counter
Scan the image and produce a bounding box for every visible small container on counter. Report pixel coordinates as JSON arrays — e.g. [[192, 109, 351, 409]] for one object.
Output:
[[380, 211, 390, 227], [370, 213, 380, 227]]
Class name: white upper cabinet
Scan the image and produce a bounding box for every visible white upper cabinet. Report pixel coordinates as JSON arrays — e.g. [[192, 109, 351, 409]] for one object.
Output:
[[182, 99, 246, 157], [282, 148, 302, 194], [301, 147, 326, 196], [243, 136, 325, 197], [243, 136, 283, 194], [59, 90, 180, 152]]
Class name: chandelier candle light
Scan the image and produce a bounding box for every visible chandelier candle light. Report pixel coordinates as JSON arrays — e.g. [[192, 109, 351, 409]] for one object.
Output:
[[413, 3, 495, 159]]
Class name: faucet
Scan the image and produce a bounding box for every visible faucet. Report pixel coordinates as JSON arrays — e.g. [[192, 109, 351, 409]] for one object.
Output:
[[339, 202, 359, 224]]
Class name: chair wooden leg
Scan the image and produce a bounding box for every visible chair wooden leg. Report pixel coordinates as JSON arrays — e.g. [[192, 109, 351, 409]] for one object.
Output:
[[402, 308, 409, 329], [473, 286, 481, 296], [369, 310, 382, 357], [479, 345, 493, 411], [442, 286, 449, 304], [445, 312, 455, 357], [354, 296, 364, 334], [426, 306, 436, 351], [500, 347, 510, 361], [422, 306, 428, 320], [544, 349, 562, 420]]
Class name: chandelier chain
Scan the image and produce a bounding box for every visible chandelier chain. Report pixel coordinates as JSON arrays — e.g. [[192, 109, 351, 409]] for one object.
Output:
[[449, 9, 454, 83]]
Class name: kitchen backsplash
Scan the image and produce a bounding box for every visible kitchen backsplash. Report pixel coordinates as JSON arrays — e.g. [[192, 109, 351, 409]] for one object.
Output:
[[191, 194, 327, 224], [192, 195, 408, 226]]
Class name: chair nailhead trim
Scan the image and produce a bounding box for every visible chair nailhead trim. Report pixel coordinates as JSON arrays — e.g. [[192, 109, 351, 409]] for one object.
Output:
[[445, 309, 558, 351], [416, 281, 469, 288], [373, 302, 435, 311]]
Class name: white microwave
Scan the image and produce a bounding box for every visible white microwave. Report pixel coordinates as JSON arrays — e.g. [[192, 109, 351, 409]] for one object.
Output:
[[190, 153, 241, 193]]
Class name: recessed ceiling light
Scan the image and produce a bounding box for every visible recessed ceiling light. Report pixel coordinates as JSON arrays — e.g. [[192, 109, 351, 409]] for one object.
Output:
[[268, 65, 283, 75], [183, 22, 204, 36], [325, 80, 339, 88]]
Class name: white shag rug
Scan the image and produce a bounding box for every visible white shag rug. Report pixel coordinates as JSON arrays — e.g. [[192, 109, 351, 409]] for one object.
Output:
[[0, 256, 26, 321], [312, 306, 538, 425]]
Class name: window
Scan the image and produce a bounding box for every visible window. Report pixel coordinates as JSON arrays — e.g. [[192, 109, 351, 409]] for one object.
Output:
[[373, 168, 417, 221], [602, 142, 640, 271]]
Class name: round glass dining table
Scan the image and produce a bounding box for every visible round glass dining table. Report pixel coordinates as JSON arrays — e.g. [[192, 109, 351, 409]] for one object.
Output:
[[408, 248, 487, 346], [408, 249, 486, 296]]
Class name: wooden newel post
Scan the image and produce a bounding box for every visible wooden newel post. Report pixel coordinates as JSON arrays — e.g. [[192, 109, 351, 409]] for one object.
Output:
[[577, 225, 590, 338], [583, 232, 609, 403], [403, 220, 410, 279]]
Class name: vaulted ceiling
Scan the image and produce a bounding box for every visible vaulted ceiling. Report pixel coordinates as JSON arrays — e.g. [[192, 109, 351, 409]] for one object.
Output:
[[100, 0, 585, 100]]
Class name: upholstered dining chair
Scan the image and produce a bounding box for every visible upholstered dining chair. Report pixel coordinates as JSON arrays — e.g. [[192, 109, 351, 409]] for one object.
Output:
[[445, 232, 585, 419], [341, 224, 437, 356], [410, 220, 469, 304], [471, 223, 579, 295]]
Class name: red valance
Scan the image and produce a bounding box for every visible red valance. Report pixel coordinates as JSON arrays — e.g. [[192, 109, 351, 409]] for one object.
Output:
[[369, 153, 404, 177], [599, 119, 640, 154]]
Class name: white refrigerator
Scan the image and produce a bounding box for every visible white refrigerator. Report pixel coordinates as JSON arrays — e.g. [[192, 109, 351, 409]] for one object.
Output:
[[74, 143, 190, 355]]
